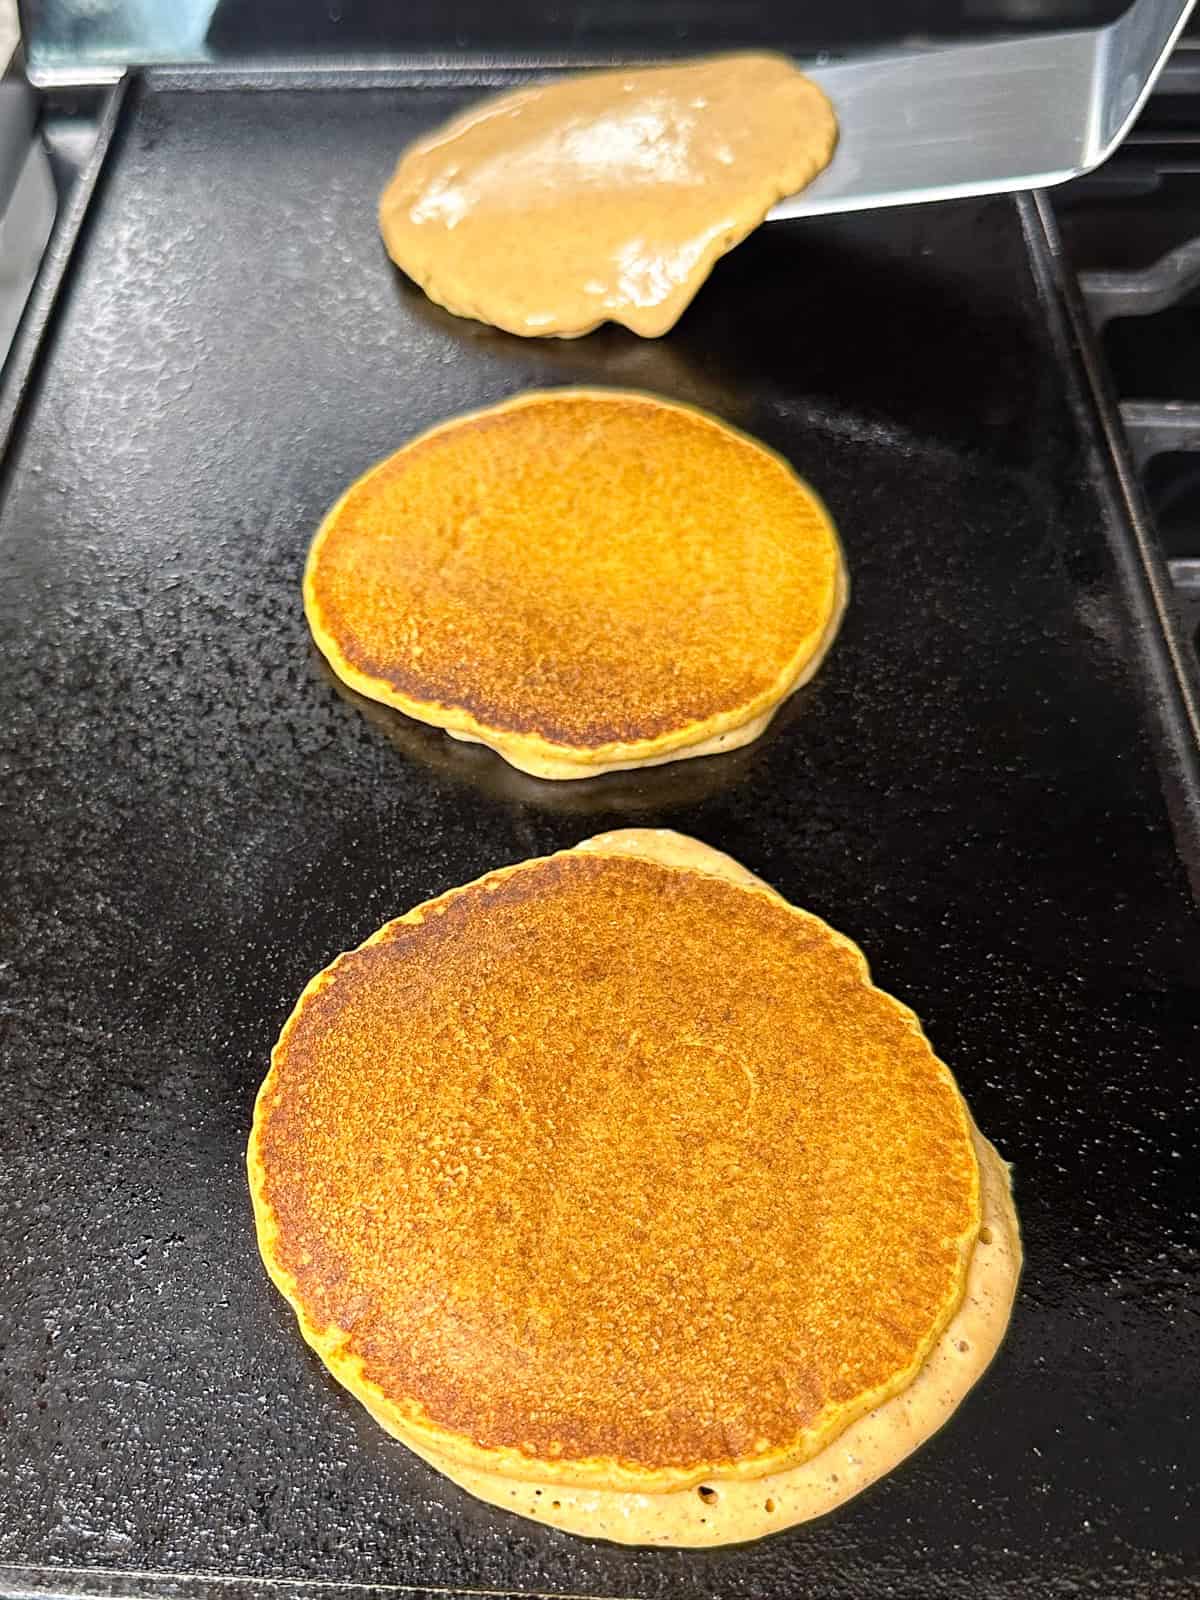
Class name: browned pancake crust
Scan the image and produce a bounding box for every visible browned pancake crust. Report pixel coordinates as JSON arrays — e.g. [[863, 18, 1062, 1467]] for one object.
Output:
[[251, 846, 979, 1492], [303, 390, 843, 762]]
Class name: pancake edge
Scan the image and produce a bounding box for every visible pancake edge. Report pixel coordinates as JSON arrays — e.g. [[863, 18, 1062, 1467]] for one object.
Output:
[[303, 389, 849, 779], [407, 1122, 1019, 1545], [248, 828, 982, 1496]]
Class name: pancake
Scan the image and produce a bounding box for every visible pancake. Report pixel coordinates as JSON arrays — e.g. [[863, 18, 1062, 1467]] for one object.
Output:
[[403, 1119, 1019, 1546], [249, 829, 1019, 1543], [378, 54, 837, 338], [304, 389, 847, 780]]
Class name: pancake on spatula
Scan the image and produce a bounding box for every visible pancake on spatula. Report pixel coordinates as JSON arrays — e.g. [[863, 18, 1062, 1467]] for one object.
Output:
[[378, 53, 837, 338], [249, 830, 1020, 1547], [304, 389, 846, 780]]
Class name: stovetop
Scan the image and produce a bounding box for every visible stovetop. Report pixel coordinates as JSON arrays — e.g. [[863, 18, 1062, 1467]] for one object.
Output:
[[21, 0, 1143, 73], [0, 56, 1197, 1600], [1053, 58, 1200, 762]]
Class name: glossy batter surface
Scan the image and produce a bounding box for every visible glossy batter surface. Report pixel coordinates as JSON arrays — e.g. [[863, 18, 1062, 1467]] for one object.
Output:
[[379, 55, 837, 337], [249, 831, 984, 1500]]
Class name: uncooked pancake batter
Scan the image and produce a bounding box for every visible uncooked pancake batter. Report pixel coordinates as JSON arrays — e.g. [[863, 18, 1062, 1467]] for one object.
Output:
[[379, 54, 837, 337], [249, 830, 1020, 1545]]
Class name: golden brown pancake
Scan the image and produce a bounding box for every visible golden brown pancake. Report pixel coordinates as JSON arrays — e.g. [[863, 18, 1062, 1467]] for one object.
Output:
[[304, 389, 847, 780], [405, 1107, 1019, 1545], [249, 830, 1018, 1545], [379, 54, 837, 338]]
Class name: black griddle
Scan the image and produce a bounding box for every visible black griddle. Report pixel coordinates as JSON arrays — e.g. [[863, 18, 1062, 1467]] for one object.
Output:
[[1, 67, 1198, 1600]]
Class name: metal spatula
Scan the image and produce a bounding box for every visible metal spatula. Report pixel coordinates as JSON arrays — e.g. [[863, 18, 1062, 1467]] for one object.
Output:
[[770, 0, 1194, 220]]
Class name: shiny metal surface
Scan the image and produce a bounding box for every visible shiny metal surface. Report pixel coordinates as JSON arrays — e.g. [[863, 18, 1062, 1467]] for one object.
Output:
[[771, 0, 1197, 218], [0, 140, 56, 366], [0, 80, 56, 369], [18, 0, 1135, 79], [1079, 234, 1200, 323]]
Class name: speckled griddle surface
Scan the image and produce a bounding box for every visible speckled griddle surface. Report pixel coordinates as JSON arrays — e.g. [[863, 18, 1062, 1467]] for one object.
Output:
[[0, 73, 1197, 1600]]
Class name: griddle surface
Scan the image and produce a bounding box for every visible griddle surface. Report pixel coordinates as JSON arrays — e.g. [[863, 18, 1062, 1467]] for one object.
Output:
[[0, 77, 1197, 1600]]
